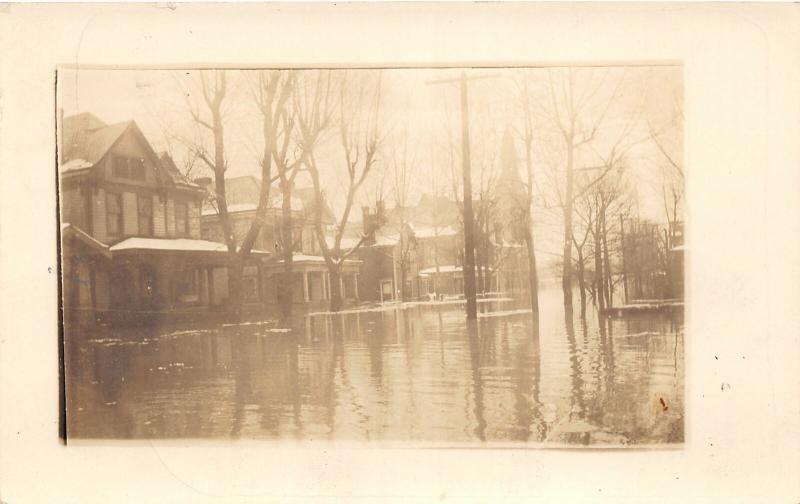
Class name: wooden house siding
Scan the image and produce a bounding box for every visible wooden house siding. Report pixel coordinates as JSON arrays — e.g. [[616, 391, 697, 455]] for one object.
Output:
[[92, 187, 108, 243], [61, 187, 85, 229], [122, 191, 138, 236], [166, 198, 176, 236], [103, 130, 160, 188], [153, 196, 167, 237], [188, 200, 200, 238]]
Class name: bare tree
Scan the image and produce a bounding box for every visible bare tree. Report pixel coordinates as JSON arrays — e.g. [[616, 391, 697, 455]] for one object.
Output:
[[180, 70, 255, 317], [543, 68, 625, 312], [302, 70, 385, 312], [246, 70, 306, 319], [515, 73, 541, 315], [390, 127, 417, 301]]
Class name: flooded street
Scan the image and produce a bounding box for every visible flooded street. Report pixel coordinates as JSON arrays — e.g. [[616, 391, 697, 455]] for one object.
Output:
[[66, 288, 683, 445]]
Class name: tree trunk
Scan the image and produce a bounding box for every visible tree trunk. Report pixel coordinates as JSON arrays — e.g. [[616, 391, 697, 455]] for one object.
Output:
[[280, 180, 294, 319], [399, 262, 407, 302], [601, 208, 613, 308], [575, 245, 587, 317], [228, 257, 244, 321], [594, 216, 605, 314], [329, 264, 343, 312], [523, 224, 539, 315], [562, 144, 575, 309]]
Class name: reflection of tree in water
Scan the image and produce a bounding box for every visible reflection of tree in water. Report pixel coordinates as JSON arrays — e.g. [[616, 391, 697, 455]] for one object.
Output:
[[563, 307, 590, 445], [229, 329, 253, 437], [508, 315, 545, 442], [330, 314, 371, 439], [467, 320, 487, 441]]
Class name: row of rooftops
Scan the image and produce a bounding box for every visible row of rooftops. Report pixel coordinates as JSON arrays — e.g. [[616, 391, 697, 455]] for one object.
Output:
[[58, 112, 477, 257]]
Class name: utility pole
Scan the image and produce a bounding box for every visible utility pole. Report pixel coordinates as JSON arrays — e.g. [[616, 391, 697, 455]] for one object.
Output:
[[428, 71, 498, 319]]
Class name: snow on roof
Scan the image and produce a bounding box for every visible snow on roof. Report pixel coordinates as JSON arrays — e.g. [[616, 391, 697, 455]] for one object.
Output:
[[418, 264, 493, 276], [412, 225, 460, 239], [61, 222, 111, 257], [110, 237, 268, 255], [201, 197, 304, 217], [324, 236, 363, 250], [60, 158, 93, 173], [202, 202, 257, 216], [373, 233, 400, 247], [274, 253, 361, 265]]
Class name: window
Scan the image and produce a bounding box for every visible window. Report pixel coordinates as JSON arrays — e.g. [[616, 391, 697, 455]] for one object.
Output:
[[243, 265, 261, 302], [112, 155, 146, 181], [138, 195, 153, 236], [106, 192, 122, 236], [175, 268, 199, 304], [175, 202, 188, 236]]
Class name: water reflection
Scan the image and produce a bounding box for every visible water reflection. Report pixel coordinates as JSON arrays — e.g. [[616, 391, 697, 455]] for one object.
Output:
[[66, 291, 684, 444]]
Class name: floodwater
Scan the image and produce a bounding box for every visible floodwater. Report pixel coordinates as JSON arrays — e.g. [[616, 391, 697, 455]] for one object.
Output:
[[65, 288, 684, 445]]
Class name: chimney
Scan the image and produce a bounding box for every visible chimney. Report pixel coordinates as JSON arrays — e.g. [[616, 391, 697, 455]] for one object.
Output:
[[362, 206, 371, 231]]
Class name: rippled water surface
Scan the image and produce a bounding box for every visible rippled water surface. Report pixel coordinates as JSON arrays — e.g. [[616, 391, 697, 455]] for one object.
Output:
[[66, 288, 684, 445]]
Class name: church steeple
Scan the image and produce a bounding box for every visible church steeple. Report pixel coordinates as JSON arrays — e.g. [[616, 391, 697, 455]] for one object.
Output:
[[499, 127, 522, 186]]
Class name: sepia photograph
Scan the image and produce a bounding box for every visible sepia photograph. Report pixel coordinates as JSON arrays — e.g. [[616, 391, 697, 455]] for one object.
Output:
[[3, 2, 800, 502], [58, 65, 684, 445]]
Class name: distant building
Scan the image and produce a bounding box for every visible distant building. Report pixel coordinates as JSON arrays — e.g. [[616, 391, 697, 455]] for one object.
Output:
[[59, 113, 251, 325], [621, 218, 684, 301], [354, 170, 531, 303]]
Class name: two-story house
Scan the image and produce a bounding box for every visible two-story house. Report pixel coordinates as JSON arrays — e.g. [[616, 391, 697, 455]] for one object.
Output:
[[59, 112, 258, 325], [200, 175, 362, 310]]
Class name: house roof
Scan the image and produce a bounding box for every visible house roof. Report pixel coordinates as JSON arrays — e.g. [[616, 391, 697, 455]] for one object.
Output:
[[200, 175, 307, 216], [294, 186, 336, 224], [324, 236, 364, 251], [157, 152, 200, 188], [61, 118, 132, 168], [109, 236, 269, 255], [418, 264, 493, 276], [411, 224, 460, 239], [60, 113, 202, 195], [60, 223, 111, 258], [273, 254, 361, 266]]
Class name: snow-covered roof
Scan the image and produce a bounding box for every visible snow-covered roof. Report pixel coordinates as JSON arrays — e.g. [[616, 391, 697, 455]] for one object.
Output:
[[60, 158, 93, 173], [412, 224, 460, 239], [418, 264, 493, 276], [324, 236, 363, 250], [61, 223, 111, 257], [273, 253, 361, 266], [110, 237, 268, 255], [201, 197, 304, 217]]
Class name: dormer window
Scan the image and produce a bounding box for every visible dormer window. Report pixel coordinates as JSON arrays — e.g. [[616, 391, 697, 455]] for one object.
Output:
[[112, 155, 146, 181]]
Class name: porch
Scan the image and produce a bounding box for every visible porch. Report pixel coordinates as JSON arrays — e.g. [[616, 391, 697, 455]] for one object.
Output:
[[263, 254, 362, 310]]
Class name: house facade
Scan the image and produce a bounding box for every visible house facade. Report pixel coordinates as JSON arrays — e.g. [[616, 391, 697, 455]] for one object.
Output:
[[199, 176, 362, 310], [355, 191, 527, 303], [59, 113, 251, 326]]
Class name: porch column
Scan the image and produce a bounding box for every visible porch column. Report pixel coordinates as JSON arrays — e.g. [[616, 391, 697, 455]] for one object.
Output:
[[324, 272, 330, 300], [206, 267, 215, 305], [339, 275, 344, 299], [302, 271, 310, 302], [199, 265, 209, 306], [354, 272, 359, 301]]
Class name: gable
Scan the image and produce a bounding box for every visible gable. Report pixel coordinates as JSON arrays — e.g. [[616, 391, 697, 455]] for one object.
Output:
[[100, 126, 163, 188]]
